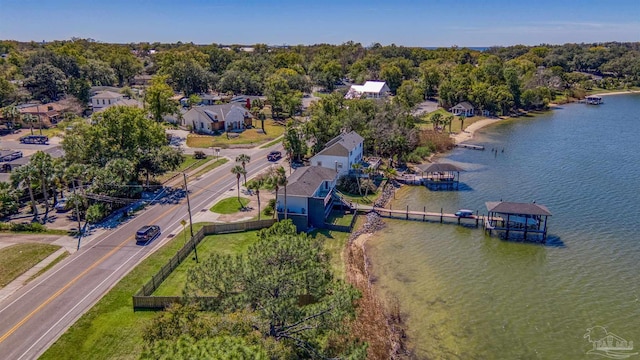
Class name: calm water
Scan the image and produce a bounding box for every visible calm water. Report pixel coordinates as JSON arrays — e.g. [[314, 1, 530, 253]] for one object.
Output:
[[367, 94, 640, 359]]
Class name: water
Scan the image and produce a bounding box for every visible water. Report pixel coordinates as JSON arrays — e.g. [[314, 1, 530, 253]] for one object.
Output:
[[367, 95, 640, 359]]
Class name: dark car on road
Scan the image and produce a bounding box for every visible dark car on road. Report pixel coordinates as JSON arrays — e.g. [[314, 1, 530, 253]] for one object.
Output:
[[267, 151, 282, 161], [19, 135, 49, 145], [135, 225, 161, 244]]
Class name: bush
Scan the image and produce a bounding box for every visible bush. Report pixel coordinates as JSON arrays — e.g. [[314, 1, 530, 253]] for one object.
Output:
[[194, 151, 207, 159], [264, 199, 276, 217], [86, 203, 109, 224], [0, 222, 47, 232], [404, 146, 432, 163]]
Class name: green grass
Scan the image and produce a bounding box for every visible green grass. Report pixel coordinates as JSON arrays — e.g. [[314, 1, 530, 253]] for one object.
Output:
[[190, 158, 229, 179], [0, 243, 60, 288], [40, 222, 213, 360], [155, 156, 210, 183], [24, 250, 69, 285], [153, 230, 261, 296], [326, 211, 354, 226], [309, 229, 351, 281], [186, 120, 286, 148], [339, 191, 380, 206], [259, 136, 283, 149], [210, 197, 250, 214]]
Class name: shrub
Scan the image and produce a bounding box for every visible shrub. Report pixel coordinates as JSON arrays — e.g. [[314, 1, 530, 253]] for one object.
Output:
[[86, 203, 109, 224], [194, 151, 207, 159], [264, 199, 276, 217], [337, 175, 376, 195], [0, 222, 47, 232]]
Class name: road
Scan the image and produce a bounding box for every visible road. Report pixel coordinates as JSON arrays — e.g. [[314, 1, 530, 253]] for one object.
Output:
[[0, 144, 284, 360]]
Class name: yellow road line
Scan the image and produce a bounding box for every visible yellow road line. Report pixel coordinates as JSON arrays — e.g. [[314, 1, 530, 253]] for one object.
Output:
[[0, 169, 233, 344]]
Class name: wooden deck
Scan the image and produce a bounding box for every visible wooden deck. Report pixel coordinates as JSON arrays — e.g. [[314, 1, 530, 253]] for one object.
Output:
[[371, 206, 502, 227]]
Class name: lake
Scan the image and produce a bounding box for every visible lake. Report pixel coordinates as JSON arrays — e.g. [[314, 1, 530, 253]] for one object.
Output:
[[367, 94, 640, 359]]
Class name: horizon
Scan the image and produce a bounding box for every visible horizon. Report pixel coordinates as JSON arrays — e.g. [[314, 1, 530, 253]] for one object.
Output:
[[1, 0, 639, 47]]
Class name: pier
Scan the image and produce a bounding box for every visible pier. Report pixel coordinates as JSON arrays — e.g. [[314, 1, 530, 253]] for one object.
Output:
[[455, 143, 485, 150], [485, 201, 552, 242], [396, 163, 464, 190], [370, 206, 501, 227]]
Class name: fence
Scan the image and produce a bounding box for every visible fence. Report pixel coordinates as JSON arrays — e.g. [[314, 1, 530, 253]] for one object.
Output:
[[133, 219, 275, 310]]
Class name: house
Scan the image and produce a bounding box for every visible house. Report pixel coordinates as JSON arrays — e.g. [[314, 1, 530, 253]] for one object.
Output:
[[181, 104, 252, 133], [276, 166, 339, 231], [309, 131, 364, 177], [131, 75, 153, 86], [344, 81, 390, 99], [449, 102, 475, 117], [18, 103, 64, 127], [93, 98, 143, 113], [90, 91, 124, 110], [199, 94, 223, 106]]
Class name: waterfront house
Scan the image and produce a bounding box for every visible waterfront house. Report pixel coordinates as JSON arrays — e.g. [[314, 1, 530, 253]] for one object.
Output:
[[344, 81, 390, 99], [450, 102, 475, 117], [277, 166, 339, 231], [181, 103, 252, 133], [309, 131, 364, 177]]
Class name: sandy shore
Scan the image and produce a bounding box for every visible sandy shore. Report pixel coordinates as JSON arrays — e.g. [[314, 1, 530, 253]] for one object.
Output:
[[590, 90, 640, 97], [451, 118, 501, 144]]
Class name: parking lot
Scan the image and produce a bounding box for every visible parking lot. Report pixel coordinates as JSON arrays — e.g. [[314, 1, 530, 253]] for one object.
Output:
[[0, 129, 63, 183]]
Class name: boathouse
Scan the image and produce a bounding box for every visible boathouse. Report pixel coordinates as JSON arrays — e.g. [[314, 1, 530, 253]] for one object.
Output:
[[416, 163, 464, 190], [485, 201, 552, 242], [585, 95, 603, 105]]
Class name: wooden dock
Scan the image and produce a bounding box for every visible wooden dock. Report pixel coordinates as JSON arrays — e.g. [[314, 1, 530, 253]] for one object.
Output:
[[371, 206, 501, 227], [455, 143, 485, 150]]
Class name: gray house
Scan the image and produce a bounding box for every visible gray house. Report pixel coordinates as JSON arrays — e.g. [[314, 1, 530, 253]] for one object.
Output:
[[182, 104, 252, 133], [449, 101, 475, 117], [276, 166, 339, 231]]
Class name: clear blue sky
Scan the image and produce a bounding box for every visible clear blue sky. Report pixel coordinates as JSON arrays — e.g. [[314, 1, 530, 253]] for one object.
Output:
[[1, 0, 639, 46]]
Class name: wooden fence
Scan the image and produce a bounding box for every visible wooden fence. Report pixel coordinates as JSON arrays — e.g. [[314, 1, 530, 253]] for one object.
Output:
[[133, 219, 275, 310]]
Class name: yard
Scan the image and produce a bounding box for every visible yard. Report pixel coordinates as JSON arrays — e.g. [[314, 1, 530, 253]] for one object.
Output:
[[186, 120, 285, 148], [416, 108, 491, 134], [209, 197, 250, 214], [0, 243, 60, 288]]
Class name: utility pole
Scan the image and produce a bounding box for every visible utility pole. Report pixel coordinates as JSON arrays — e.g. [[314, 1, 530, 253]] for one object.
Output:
[[183, 172, 198, 263], [72, 181, 83, 250]]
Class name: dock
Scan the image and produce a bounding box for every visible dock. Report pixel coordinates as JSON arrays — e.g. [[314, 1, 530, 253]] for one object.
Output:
[[455, 143, 485, 150], [371, 206, 501, 227]]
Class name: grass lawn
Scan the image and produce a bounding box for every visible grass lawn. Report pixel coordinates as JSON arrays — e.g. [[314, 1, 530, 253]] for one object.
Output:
[[309, 229, 351, 281], [417, 108, 488, 134], [326, 211, 354, 226], [190, 158, 228, 179], [258, 137, 283, 149], [153, 230, 261, 296], [25, 250, 69, 285], [155, 156, 210, 183], [210, 197, 250, 214], [40, 222, 212, 360], [339, 191, 380, 206], [186, 120, 285, 148], [0, 243, 60, 288]]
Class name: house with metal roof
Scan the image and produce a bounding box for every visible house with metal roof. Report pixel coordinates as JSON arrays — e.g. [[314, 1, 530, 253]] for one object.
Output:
[[276, 166, 339, 231], [309, 131, 364, 176], [181, 104, 252, 133], [344, 81, 390, 99], [90, 91, 124, 110]]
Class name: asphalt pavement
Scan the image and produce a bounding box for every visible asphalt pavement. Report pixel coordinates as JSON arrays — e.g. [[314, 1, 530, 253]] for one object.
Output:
[[0, 142, 284, 360]]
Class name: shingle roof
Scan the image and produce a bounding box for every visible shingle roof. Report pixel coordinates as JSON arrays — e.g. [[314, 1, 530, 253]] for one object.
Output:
[[185, 104, 251, 123], [316, 131, 363, 157], [279, 166, 337, 197], [91, 91, 124, 100], [485, 201, 552, 216], [452, 101, 474, 110]]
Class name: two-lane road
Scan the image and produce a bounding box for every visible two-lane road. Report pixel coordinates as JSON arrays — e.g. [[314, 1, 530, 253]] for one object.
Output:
[[0, 145, 283, 359]]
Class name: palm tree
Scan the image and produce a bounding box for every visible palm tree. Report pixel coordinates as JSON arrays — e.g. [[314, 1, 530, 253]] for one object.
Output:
[[1, 104, 20, 130], [382, 165, 398, 185], [430, 112, 442, 132], [247, 178, 264, 220], [50, 157, 67, 205], [231, 165, 246, 205], [11, 163, 39, 220], [31, 151, 54, 221], [363, 166, 376, 199], [23, 114, 38, 135], [275, 166, 288, 220], [445, 114, 454, 134], [235, 154, 251, 185], [459, 114, 467, 132], [351, 163, 363, 195]]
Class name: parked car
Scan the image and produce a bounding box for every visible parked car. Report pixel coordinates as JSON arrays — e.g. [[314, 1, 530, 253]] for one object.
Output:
[[267, 151, 282, 161], [19, 135, 49, 145], [136, 225, 161, 244], [0, 151, 22, 162], [455, 209, 474, 218], [54, 198, 70, 212]]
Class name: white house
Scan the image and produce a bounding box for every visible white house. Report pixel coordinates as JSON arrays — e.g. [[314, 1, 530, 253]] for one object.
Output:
[[93, 98, 143, 113], [309, 131, 364, 176], [344, 81, 391, 99], [90, 91, 124, 110], [182, 104, 252, 133], [449, 102, 475, 117], [276, 166, 339, 231]]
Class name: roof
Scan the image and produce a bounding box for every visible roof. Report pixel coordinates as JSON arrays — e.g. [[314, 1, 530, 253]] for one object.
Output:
[[452, 102, 474, 110], [485, 201, 552, 216], [94, 99, 142, 113], [184, 103, 251, 123], [359, 81, 389, 93], [91, 91, 123, 100], [417, 163, 464, 173], [279, 166, 338, 197], [316, 131, 364, 157]]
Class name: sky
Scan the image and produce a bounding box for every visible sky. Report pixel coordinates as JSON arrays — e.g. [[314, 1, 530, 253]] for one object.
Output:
[[1, 0, 639, 47]]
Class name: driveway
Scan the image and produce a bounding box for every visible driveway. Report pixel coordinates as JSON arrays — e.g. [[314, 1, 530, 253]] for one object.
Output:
[[412, 100, 440, 116]]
